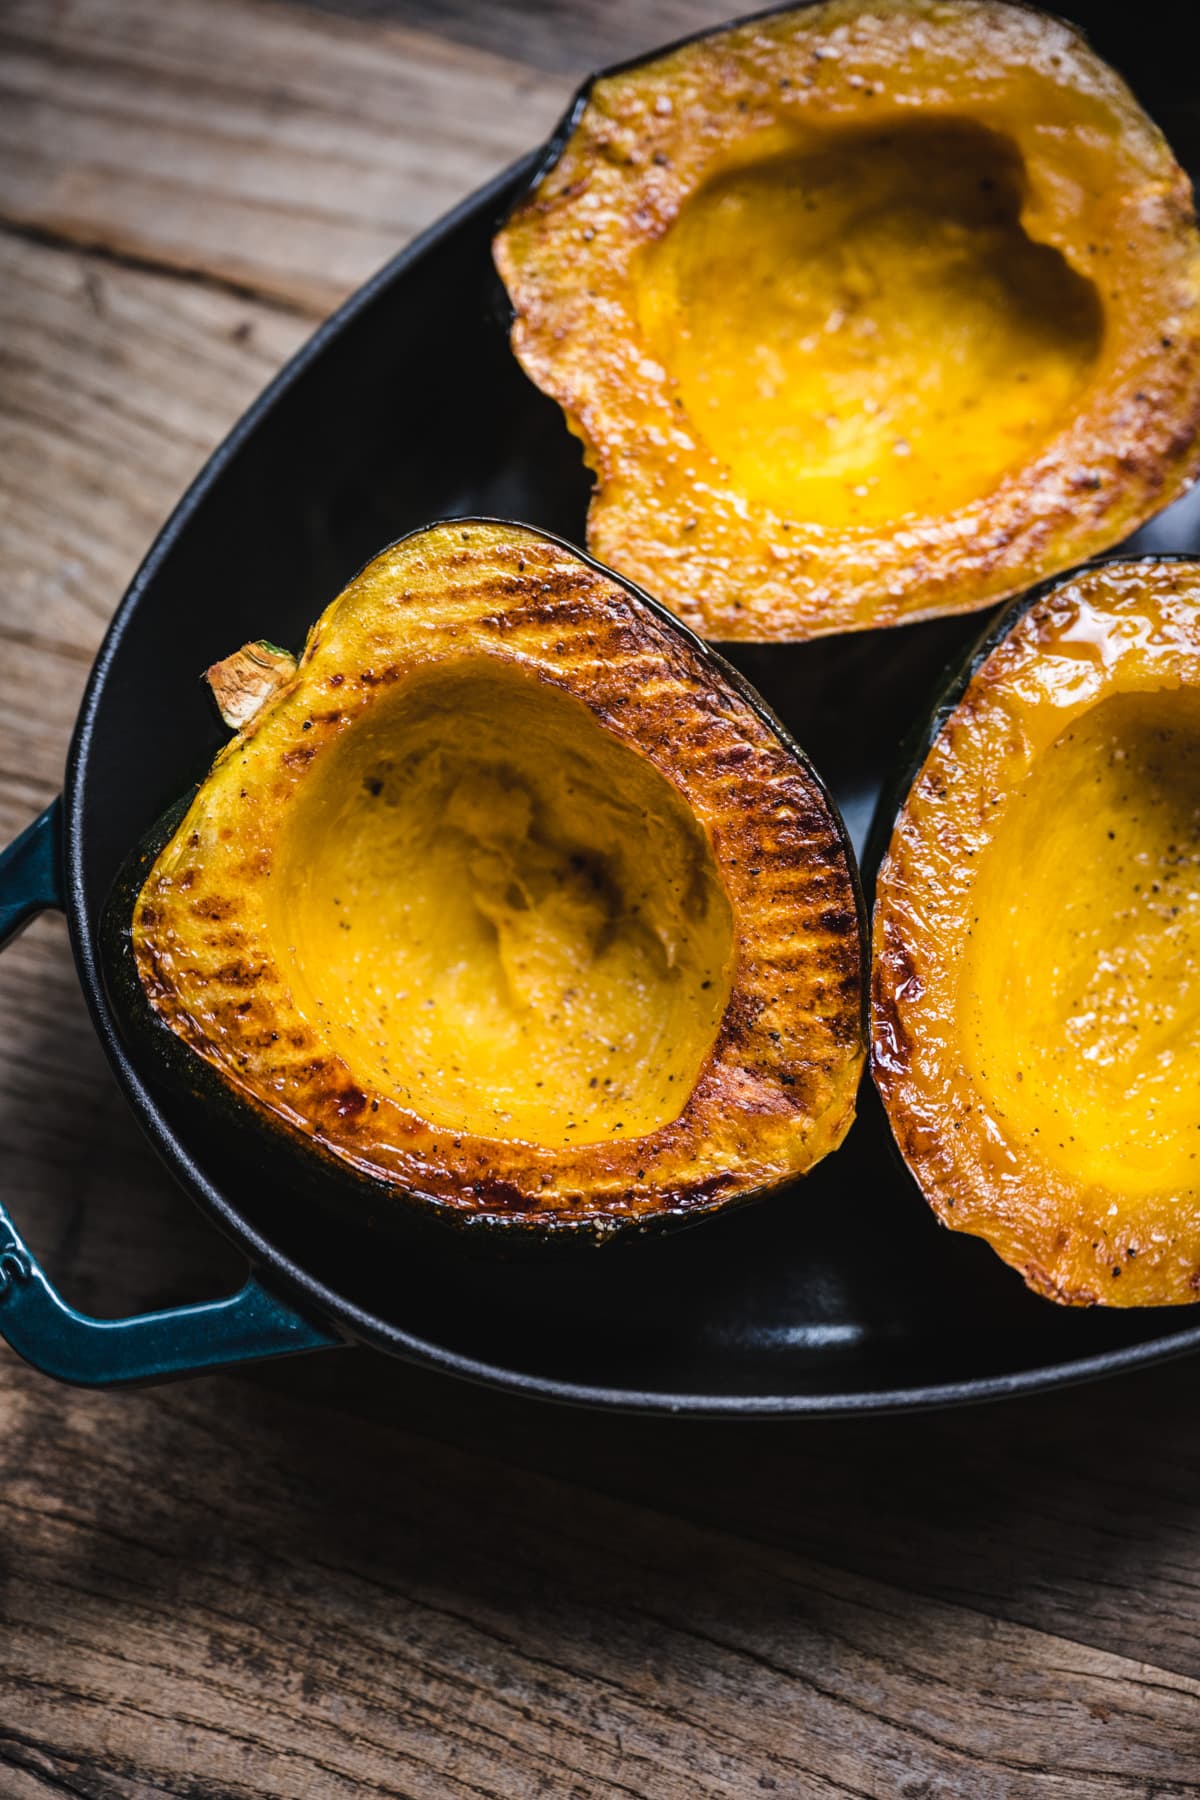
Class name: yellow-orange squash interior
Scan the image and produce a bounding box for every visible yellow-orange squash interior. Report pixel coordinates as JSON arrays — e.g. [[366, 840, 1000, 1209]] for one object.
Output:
[[495, 0, 1200, 642], [132, 522, 865, 1234], [872, 559, 1200, 1306], [272, 659, 734, 1150]]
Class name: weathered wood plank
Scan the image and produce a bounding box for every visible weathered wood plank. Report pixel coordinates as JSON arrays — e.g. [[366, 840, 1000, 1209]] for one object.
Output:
[[2, 1368, 1200, 1800], [312, 0, 739, 76], [0, 227, 308, 838], [0, 0, 569, 314], [248, 1343, 1200, 1690], [4, 2, 1200, 1795]]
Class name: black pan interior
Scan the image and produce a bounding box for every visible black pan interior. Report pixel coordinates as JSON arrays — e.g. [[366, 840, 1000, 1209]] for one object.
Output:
[[68, 15, 1200, 1408]]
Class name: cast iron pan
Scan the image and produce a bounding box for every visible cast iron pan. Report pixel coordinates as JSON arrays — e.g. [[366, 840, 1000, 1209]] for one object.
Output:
[[3, 1, 1200, 1408]]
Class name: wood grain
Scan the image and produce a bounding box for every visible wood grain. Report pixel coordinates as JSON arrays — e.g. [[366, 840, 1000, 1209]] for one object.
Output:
[[260, 1345, 1200, 1687], [2, 0, 1200, 1794], [0, 0, 568, 313], [0, 227, 308, 835], [4, 1366, 1200, 1800]]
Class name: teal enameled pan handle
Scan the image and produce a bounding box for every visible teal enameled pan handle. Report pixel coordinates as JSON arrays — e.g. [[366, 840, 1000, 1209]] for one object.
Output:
[[0, 802, 342, 1386]]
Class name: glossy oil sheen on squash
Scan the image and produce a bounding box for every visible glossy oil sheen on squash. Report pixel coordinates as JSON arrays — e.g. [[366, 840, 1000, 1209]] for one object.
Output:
[[961, 691, 1200, 1202], [872, 559, 1200, 1307], [131, 522, 865, 1238], [636, 122, 1101, 529], [496, 0, 1200, 642]]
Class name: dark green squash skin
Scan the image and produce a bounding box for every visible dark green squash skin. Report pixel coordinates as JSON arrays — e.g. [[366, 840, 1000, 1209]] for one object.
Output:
[[100, 516, 868, 1256]]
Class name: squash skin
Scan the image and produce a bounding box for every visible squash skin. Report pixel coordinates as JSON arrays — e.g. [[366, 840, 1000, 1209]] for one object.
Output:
[[871, 556, 1200, 1307], [121, 520, 866, 1243], [494, 0, 1200, 644]]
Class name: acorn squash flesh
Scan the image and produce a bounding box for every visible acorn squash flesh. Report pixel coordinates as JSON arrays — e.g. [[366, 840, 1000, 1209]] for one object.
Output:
[[872, 559, 1200, 1306], [635, 121, 1102, 530], [269, 658, 734, 1149], [496, 0, 1200, 642], [129, 521, 866, 1238]]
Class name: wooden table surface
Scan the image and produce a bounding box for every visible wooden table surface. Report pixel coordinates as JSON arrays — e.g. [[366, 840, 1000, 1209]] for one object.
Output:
[[3, 2, 1200, 1793]]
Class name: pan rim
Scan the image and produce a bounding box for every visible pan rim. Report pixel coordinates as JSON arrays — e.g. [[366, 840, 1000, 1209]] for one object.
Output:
[[57, 152, 1200, 1415]]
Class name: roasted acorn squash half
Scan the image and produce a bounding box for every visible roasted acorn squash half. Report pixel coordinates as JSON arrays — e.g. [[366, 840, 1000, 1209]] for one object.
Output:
[[109, 521, 865, 1244], [872, 556, 1200, 1307], [495, 0, 1200, 643]]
